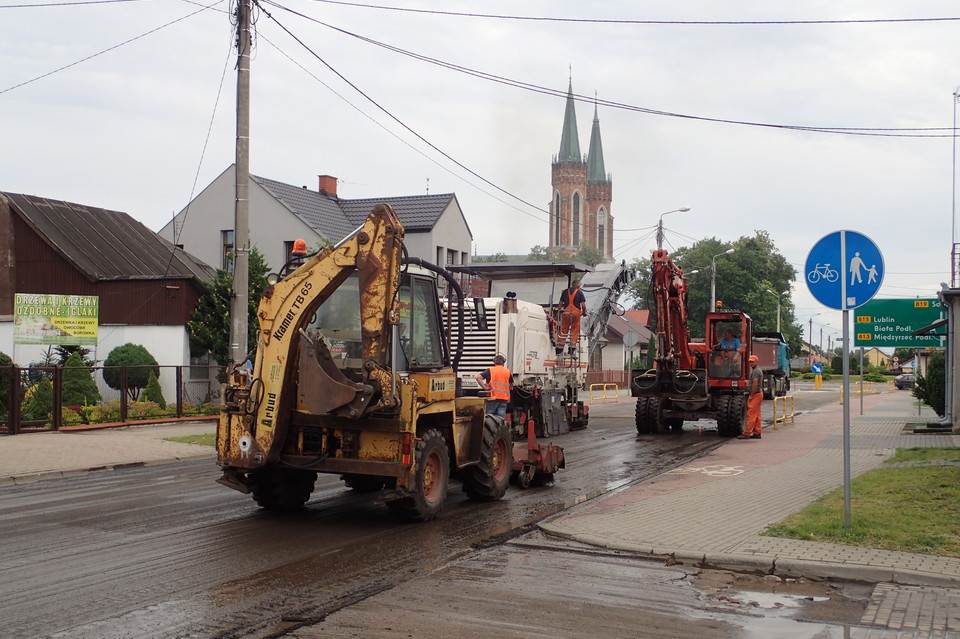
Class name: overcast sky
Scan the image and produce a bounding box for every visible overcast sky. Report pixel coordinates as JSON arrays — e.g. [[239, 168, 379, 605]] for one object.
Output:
[[3, 0, 959, 346]]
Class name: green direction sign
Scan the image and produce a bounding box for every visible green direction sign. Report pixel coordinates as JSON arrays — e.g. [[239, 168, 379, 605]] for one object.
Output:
[[854, 298, 945, 348]]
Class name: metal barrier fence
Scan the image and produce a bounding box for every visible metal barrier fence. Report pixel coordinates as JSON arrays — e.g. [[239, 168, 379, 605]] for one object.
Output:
[[838, 381, 882, 403], [589, 383, 620, 403], [771, 395, 795, 429], [0, 364, 222, 435]]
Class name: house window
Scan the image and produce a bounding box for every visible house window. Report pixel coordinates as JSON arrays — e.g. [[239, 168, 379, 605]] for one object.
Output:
[[190, 352, 213, 380], [437, 246, 444, 266], [460, 251, 468, 265], [446, 249, 456, 265], [221, 230, 234, 272], [572, 192, 581, 245]]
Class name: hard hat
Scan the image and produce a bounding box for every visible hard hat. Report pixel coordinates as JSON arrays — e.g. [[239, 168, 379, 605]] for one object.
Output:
[[749, 355, 759, 363]]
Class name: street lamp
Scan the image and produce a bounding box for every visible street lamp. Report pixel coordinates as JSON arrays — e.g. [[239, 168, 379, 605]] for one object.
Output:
[[808, 312, 823, 365], [709, 248, 735, 310], [764, 288, 789, 333], [655, 207, 691, 250]]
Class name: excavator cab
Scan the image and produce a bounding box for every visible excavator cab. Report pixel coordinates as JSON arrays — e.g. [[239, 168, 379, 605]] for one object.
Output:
[[306, 270, 448, 381], [705, 312, 752, 384]]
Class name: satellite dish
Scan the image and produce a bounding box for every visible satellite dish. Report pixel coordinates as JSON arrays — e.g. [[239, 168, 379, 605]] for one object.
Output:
[[623, 330, 639, 349]]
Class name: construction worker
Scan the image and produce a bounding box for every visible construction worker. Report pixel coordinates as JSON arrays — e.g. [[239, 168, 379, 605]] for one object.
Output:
[[475, 355, 511, 418], [739, 354, 763, 439], [556, 279, 587, 354]]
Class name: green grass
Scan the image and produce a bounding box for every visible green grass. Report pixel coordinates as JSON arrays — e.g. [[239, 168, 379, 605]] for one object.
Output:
[[885, 447, 960, 464], [763, 448, 960, 557], [165, 433, 216, 447]]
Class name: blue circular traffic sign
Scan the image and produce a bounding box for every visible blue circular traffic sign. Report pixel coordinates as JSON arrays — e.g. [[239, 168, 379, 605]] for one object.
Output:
[[805, 230, 883, 310], [811, 362, 823, 375]]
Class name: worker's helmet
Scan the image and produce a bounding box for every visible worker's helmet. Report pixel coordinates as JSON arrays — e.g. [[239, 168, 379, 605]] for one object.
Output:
[[749, 355, 759, 363]]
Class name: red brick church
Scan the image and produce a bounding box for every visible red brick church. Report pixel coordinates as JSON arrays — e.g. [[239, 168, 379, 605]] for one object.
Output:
[[548, 79, 614, 260]]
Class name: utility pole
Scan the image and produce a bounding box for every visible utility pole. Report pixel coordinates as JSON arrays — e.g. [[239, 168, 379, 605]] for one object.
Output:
[[230, 0, 252, 367], [808, 316, 813, 365]]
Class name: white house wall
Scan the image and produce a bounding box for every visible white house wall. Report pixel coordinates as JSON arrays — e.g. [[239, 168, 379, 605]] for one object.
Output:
[[158, 169, 320, 273]]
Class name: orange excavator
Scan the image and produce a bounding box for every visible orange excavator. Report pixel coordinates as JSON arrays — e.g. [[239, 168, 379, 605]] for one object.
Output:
[[631, 249, 752, 437]]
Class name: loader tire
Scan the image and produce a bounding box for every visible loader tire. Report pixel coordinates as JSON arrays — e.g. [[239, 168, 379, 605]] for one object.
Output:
[[716, 395, 746, 438], [249, 468, 317, 511], [463, 416, 512, 502], [387, 429, 449, 522]]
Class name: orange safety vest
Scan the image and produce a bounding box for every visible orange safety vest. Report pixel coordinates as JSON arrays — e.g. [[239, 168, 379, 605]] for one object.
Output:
[[488, 365, 511, 401]]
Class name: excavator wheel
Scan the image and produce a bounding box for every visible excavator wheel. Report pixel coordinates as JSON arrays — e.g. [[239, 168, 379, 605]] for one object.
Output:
[[716, 395, 746, 437], [462, 416, 512, 502], [635, 398, 651, 434], [249, 468, 317, 511], [387, 428, 449, 522]]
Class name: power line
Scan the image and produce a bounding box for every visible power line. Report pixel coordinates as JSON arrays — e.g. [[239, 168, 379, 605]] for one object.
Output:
[[264, 3, 957, 139], [301, 1, 960, 27], [257, 32, 548, 223], [254, 1, 552, 221], [0, 0, 224, 95], [0, 0, 142, 7]]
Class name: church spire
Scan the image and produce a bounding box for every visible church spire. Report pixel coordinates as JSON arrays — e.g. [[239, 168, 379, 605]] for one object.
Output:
[[587, 101, 607, 182], [557, 78, 581, 163]]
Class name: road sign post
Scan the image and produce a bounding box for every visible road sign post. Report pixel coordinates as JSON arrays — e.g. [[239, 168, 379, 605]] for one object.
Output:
[[805, 230, 884, 530]]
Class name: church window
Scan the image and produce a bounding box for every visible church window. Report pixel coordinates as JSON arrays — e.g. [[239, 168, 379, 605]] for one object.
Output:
[[597, 207, 606, 254], [553, 193, 561, 245], [572, 192, 581, 245]]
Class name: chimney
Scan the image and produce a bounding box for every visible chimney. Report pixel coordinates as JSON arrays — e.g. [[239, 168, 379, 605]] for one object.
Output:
[[318, 175, 338, 196]]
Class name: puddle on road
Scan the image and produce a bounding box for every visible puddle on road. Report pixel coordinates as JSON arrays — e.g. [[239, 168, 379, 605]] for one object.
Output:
[[692, 569, 872, 639]]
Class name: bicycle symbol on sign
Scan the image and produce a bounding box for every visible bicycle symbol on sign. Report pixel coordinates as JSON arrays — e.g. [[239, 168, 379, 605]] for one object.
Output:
[[807, 263, 839, 284]]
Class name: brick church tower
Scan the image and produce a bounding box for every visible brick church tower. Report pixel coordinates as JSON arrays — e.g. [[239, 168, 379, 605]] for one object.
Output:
[[548, 79, 613, 260]]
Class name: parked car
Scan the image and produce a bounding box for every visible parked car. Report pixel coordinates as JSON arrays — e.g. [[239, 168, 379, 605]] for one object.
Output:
[[894, 373, 915, 390]]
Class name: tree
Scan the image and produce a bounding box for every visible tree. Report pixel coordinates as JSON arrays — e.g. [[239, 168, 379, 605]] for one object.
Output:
[[915, 351, 945, 417], [572, 244, 603, 267], [473, 252, 508, 263], [54, 345, 94, 367], [188, 246, 270, 365], [103, 343, 159, 401], [527, 245, 553, 261], [22, 377, 53, 422], [143, 371, 166, 409], [62, 351, 101, 406], [625, 231, 799, 352], [0, 351, 11, 419]]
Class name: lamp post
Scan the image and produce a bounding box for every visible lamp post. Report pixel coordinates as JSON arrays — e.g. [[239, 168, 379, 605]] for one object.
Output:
[[764, 288, 789, 333], [709, 248, 735, 310], [655, 207, 690, 250], [807, 312, 822, 364]]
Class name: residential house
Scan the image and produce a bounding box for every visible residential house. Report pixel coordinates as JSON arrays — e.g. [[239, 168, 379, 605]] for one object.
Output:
[[160, 165, 473, 275], [0, 192, 216, 402], [594, 309, 651, 375]]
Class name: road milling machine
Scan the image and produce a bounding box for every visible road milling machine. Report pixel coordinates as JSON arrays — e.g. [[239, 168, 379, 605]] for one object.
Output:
[[446, 261, 634, 438], [216, 204, 512, 522], [631, 249, 752, 437]]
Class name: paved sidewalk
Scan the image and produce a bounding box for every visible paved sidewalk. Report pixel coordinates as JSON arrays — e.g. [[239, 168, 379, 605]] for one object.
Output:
[[542, 389, 960, 635], [0, 420, 216, 486]]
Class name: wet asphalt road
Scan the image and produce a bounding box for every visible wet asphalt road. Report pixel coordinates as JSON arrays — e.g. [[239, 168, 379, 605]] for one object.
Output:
[[0, 389, 836, 639]]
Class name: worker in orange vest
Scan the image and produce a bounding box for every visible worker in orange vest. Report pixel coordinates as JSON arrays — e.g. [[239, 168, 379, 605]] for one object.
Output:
[[556, 279, 587, 355], [739, 354, 763, 439], [475, 354, 512, 418]]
